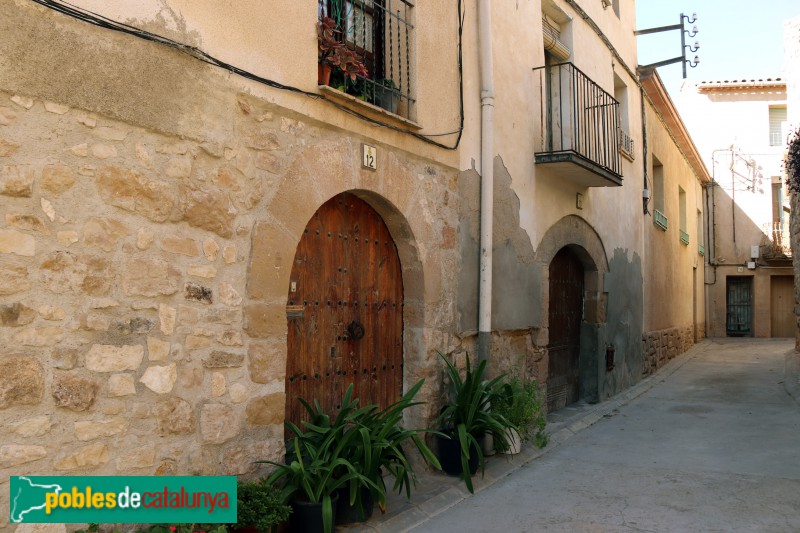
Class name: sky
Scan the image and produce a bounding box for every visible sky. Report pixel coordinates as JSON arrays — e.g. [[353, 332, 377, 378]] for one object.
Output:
[[635, 0, 799, 99]]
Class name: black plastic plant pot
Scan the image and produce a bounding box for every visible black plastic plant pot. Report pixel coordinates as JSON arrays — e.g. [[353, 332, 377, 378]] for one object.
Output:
[[335, 486, 375, 525], [290, 491, 339, 533], [436, 433, 479, 476]]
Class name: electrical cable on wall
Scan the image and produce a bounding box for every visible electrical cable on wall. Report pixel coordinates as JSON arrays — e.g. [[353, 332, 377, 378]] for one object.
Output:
[[30, 0, 465, 150]]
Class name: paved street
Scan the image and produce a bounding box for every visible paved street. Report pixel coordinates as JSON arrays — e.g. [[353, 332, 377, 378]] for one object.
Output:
[[389, 339, 800, 532]]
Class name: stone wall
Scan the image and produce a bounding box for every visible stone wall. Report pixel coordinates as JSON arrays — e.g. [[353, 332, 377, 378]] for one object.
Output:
[[0, 87, 460, 530], [641, 326, 694, 377]]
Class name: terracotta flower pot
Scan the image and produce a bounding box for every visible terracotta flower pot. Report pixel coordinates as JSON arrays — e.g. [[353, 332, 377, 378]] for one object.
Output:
[[318, 62, 332, 86]]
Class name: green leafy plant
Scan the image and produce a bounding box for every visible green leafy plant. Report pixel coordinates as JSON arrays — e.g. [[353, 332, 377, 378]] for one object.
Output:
[[786, 126, 800, 194], [347, 379, 442, 515], [261, 385, 380, 533], [492, 371, 548, 449], [235, 478, 291, 532], [77, 525, 227, 533], [436, 352, 514, 493]]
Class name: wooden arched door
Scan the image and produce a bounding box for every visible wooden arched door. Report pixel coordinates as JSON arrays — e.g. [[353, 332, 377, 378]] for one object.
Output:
[[285, 192, 403, 431], [547, 246, 584, 412]]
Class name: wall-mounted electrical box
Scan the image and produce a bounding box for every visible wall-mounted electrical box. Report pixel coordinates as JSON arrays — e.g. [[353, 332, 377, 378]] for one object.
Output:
[[750, 245, 759, 259], [747, 261, 756, 270]]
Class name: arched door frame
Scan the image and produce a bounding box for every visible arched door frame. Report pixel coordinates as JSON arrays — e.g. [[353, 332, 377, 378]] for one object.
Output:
[[535, 215, 609, 405]]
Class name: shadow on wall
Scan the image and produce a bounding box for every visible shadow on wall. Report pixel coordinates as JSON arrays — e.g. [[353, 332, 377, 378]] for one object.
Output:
[[600, 249, 644, 400]]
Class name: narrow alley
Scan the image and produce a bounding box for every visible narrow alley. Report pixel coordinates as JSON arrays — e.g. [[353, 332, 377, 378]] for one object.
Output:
[[397, 339, 800, 532]]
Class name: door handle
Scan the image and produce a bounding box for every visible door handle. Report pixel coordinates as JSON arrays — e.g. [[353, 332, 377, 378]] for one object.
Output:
[[347, 320, 365, 340]]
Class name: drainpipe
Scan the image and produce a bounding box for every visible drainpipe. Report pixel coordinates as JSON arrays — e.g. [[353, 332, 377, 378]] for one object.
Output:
[[477, 0, 494, 363]]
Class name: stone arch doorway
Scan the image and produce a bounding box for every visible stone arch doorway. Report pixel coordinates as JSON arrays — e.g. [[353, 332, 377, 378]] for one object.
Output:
[[284, 192, 404, 430], [534, 216, 609, 409], [547, 247, 585, 412]]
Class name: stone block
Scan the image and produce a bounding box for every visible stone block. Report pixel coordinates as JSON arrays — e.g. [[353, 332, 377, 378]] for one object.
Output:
[[54, 443, 109, 471], [139, 363, 177, 394], [85, 344, 144, 372], [246, 221, 295, 299], [0, 445, 47, 468], [218, 282, 242, 307], [211, 372, 226, 397], [0, 263, 30, 295], [147, 337, 171, 361], [188, 265, 217, 278], [154, 397, 195, 434], [159, 304, 176, 335], [39, 306, 66, 321], [41, 164, 76, 196], [83, 218, 129, 252], [200, 403, 240, 444], [0, 356, 44, 409], [182, 188, 236, 238], [217, 330, 242, 346], [245, 393, 285, 425], [0, 230, 35, 256], [184, 282, 213, 304], [51, 346, 78, 369], [243, 303, 285, 338], [108, 373, 136, 397], [74, 418, 129, 441], [117, 445, 156, 471], [110, 317, 155, 337], [248, 341, 285, 383], [52, 374, 99, 411], [122, 259, 180, 297], [6, 214, 50, 235], [223, 244, 237, 264], [12, 416, 52, 437], [0, 303, 35, 326], [203, 239, 219, 261], [229, 383, 248, 404], [96, 166, 177, 222], [0, 165, 32, 196], [202, 351, 244, 368], [160, 235, 200, 257]]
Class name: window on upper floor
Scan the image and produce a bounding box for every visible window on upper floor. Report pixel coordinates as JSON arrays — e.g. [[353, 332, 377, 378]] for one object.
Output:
[[318, 0, 414, 120], [697, 209, 705, 255], [769, 105, 787, 146], [652, 155, 666, 230], [614, 72, 634, 161], [679, 186, 688, 244]]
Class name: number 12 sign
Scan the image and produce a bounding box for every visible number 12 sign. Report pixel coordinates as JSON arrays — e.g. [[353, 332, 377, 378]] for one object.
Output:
[[362, 144, 377, 170]]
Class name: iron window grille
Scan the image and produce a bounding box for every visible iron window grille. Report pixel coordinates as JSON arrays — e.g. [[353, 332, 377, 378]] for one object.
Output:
[[318, 0, 415, 119]]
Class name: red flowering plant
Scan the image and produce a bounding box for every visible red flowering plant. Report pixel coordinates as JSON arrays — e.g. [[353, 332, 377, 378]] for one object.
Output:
[[317, 16, 368, 81]]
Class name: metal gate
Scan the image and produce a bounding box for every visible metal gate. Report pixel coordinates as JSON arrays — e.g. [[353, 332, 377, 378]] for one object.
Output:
[[547, 247, 584, 412], [285, 193, 404, 432], [726, 276, 752, 337]]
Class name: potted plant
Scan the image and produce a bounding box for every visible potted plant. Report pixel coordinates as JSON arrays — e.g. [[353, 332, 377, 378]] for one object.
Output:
[[317, 16, 368, 86], [262, 385, 379, 533], [435, 352, 514, 493], [373, 79, 401, 114], [336, 379, 441, 524], [234, 479, 291, 533], [492, 371, 548, 454]]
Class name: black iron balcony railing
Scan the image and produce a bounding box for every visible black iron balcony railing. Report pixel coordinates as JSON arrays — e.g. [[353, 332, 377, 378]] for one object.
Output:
[[318, 0, 415, 120], [534, 62, 622, 186]]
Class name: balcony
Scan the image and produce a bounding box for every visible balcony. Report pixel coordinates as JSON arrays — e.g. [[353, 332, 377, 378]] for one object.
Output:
[[534, 62, 623, 187], [760, 222, 792, 259]]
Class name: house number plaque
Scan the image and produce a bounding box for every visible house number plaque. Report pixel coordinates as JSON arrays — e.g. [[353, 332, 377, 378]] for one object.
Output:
[[362, 143, 377, 170]]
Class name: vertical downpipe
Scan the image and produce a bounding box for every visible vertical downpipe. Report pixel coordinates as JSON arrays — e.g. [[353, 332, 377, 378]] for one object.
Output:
[[477, 0, 495, 363]]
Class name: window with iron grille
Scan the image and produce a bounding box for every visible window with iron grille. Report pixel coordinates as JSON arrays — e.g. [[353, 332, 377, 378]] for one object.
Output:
[[318, 0, 414, 120]]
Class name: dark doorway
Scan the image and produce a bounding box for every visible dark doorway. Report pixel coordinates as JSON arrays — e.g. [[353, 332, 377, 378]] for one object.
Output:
[[547, 247, 585, 412], [726, 276, 752, 337], [285, 192, 403, 432]]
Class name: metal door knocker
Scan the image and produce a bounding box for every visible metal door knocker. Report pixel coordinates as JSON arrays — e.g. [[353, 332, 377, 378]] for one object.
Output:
[[347, 320, 365, 340]]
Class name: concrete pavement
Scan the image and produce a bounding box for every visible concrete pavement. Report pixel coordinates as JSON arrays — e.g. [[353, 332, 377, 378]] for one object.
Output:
[[345, 338, 800, 532]]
